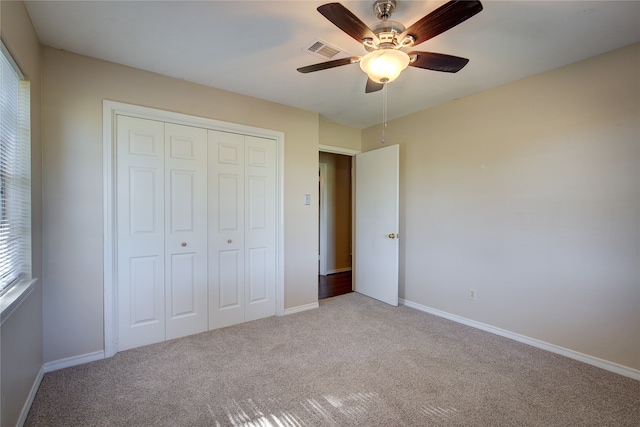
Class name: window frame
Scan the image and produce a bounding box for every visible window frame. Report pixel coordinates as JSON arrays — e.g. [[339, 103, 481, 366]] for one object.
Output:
[[0, 39, 36, 324]]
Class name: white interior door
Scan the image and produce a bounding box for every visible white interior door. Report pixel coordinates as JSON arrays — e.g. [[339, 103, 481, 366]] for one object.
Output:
[[164, 123, 208, 340], [209, 130, 246, 329], [244, 135, 277, 322], [208, 130, 277, 329], [117, 116, 166, 350], [117, 117, 209, 350], [355, 144, 399, 306]]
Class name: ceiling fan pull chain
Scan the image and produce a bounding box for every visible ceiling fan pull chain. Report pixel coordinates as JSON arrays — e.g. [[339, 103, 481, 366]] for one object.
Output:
[[382, 84, 388, 144]]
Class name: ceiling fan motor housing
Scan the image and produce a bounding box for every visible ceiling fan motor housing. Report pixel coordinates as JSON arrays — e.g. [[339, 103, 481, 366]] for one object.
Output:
[[368, 20, 408, 51], [373, 0, 396, 20]]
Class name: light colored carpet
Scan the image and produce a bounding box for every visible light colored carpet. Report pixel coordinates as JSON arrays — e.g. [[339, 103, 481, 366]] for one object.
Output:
[[26, 293, 639, 426]]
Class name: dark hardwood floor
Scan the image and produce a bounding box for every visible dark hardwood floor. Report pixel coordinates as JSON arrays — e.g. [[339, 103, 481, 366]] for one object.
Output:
[[318, 271, 353, 299]]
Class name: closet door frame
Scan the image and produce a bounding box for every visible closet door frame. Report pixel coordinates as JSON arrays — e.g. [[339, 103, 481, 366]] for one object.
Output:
[[103, 100, 285, 358]]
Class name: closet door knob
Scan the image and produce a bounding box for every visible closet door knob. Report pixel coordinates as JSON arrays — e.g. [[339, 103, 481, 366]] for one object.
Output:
[[227, 239, 232, 244], [181, 242, 187, 247]]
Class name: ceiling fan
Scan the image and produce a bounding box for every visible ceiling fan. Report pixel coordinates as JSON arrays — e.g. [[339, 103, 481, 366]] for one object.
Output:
[[297, 0, 483, 93]]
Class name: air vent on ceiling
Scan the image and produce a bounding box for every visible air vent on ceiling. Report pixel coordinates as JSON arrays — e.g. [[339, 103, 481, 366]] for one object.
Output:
[[302, 38, 348, 59]]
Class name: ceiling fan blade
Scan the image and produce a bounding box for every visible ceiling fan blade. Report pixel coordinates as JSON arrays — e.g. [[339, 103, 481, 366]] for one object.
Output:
[[297, 56, 360, 73], [408, 52, 469, 73], [365, 78, 384, 93], [400, 0, 483, 46], [317, 3, 377, 44]]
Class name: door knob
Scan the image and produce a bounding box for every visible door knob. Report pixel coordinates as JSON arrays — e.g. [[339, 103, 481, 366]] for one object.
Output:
[[181, 242, 187, 247], [388, 233, 395, 239], [227, 239, 232, 244]]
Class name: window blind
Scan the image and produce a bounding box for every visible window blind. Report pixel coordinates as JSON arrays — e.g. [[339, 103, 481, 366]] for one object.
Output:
[[0, 41, 31, 296]]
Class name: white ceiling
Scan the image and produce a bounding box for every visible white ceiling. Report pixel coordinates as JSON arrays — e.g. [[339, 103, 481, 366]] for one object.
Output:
[[24, 0, 640, 129]]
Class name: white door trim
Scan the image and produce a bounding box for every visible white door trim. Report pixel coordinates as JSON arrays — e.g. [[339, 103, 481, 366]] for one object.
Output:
[[318, 163, 328, 276], [318, 145, 359, 291], [319, 144, 360, 156], [103, 100, 285, 358]]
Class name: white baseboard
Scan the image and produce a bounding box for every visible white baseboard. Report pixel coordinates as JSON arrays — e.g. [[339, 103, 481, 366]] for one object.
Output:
[[326, 267, 352, 275], [19, 351, 104, 426], [43, 350, 105, 373], [399, 298, 640, 381], [284, 302, 319, 315], [17, 365, 44, 427]]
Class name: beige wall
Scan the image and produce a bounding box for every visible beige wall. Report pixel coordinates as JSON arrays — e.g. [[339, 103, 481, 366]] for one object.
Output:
[[319, 120, 361, 151], [319, 152, 352, 273], [0, 1, 44, 425], [41, 47, 320, 362], [362, 43, 640, 370]]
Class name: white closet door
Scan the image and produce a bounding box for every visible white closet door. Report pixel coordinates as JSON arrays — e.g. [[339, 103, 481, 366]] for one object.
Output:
[[208, 130, 246, 329], [164, 123, 208, 340], [244, 136, 276, 322], [117, 116, 166, 351], [208, 131, 277, 329]]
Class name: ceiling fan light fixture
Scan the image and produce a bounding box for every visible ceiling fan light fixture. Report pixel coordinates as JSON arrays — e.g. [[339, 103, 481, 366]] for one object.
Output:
[[359, 49, 410, 84]]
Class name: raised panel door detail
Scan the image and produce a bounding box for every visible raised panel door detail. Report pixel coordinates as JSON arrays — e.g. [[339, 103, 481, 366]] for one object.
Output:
[[129, 131, 159, 157], [129, 167, 158, 235], [218, 142, 241, 165], [248, 176, 267, 231], [247, 247, 267, 303], [218, 250, 241, 309], [169, 252, 197, 318], [247, 146, 267, 168], [129, 256, 162, 325], [169, 170, 196, 233], [170, 136, 196, 160], [218, 174, 240, 232]]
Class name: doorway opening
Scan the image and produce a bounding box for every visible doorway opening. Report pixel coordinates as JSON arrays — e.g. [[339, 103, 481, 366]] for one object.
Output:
[[319, 271, 352, 299], [319, 150, 354, 299]]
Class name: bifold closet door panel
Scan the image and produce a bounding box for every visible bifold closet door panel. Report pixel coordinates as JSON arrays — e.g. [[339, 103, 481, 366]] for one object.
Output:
[[116, 114, 278, 349], [164, 123, 209, 340], [244, 136, 277, 322], [208, 130, 246, 330], [116, 115, 166, 351]]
